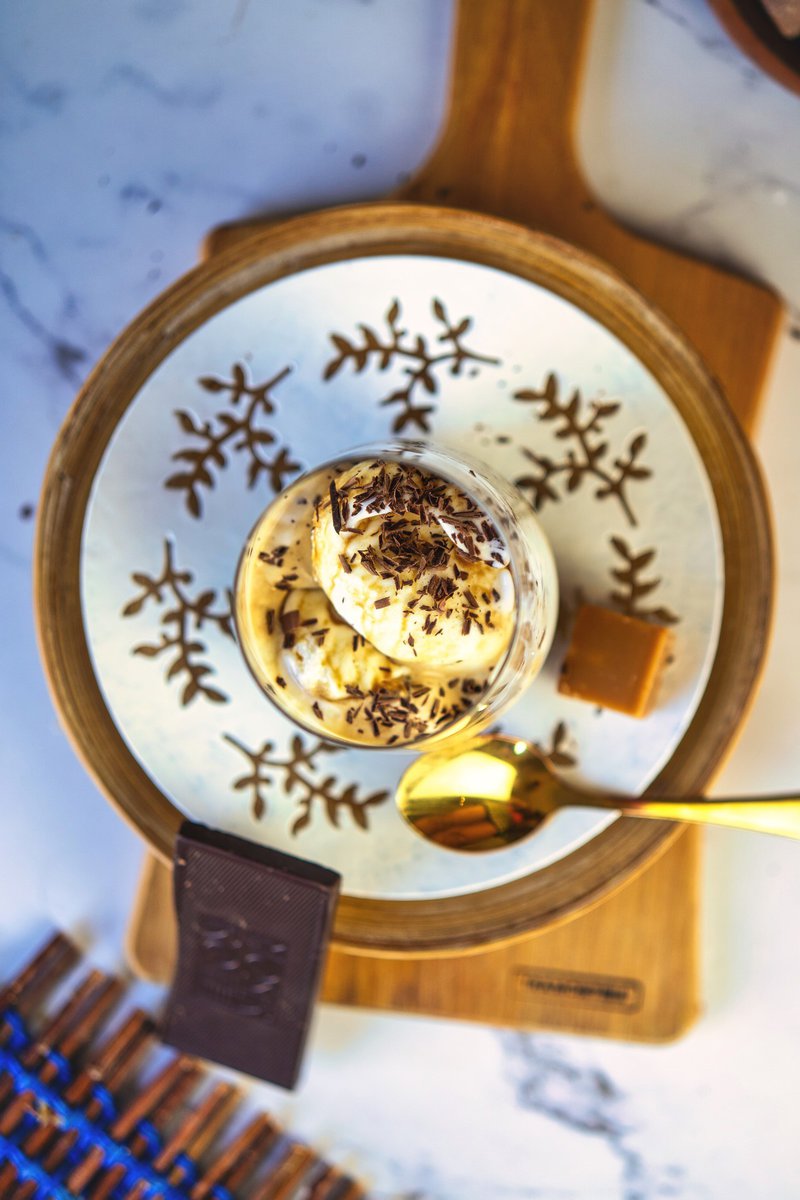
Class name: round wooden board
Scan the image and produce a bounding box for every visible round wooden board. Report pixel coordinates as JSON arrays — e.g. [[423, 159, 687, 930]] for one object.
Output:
[[35, 203, 772, 955]]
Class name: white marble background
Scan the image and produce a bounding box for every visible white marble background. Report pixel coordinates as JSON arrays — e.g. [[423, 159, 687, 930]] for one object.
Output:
[[2, 1, 800, 1196]]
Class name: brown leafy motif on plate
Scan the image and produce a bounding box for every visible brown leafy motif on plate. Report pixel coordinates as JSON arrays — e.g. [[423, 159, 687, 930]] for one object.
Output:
[[607, 537, 680, 625], [121, 539, 234, 705], [514, 373, 652, 528], [223, 732, 390, 834], [165, 363, 301, 517], [323, 297, 500, 433]]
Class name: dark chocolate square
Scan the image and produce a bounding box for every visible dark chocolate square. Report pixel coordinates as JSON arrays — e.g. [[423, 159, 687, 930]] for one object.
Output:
[[161, 821, 340, 1089]]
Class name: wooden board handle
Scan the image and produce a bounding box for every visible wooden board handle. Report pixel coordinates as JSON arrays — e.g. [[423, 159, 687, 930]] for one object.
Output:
[[402, 0, 783, 430], [403, 0, 593, 222]]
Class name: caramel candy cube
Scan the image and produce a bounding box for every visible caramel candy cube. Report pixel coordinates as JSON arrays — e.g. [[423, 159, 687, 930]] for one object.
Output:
[[558, 604, 669, 717]]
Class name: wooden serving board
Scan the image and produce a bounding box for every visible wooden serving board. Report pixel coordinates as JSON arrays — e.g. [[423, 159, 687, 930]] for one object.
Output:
[[129, 825, 700, 1042], [124, 0, 780, 1040]]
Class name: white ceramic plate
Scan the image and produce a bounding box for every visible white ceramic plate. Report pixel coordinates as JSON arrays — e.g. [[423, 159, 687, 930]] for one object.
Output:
[[81, 254, 723, 901]]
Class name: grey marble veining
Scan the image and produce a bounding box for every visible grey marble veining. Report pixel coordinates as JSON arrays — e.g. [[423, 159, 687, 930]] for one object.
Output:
[[579, 0, 800, 313], [0, 0, 453, 564], [641, 0, 765, 80], [500, 1034, 691, 1200]]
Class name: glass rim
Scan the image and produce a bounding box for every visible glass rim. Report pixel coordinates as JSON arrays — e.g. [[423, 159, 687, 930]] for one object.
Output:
[[232, 438, 553, 751]]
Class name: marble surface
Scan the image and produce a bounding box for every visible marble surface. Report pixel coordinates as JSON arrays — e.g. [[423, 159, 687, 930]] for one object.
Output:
[[1, 1, 800, 1196]]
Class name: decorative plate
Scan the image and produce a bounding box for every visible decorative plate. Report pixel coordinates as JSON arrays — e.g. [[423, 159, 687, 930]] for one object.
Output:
[[36, 205, 772, 952]]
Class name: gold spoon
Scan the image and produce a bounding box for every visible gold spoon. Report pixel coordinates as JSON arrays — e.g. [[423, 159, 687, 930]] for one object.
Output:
[[396, 735, 800, 852]]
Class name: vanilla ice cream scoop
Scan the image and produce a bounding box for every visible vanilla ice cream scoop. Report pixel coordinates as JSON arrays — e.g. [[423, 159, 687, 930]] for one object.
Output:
[[279, 589, 407, 701], [311, 461, 515, 670]]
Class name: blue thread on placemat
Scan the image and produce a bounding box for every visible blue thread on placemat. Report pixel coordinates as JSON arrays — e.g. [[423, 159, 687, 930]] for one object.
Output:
[[172, 1151, 198, 1188], [15, 1106, 43, 1143], [1, 1007, 72, 1090], [0, 1131, 76, 1200], [135, 1118, 162, 1161], [41, 1046, 72, 1089], [88, 1078, 117, 1127], [1, 1007, 31, 1053], [0, 1010, 238, 1200], [0, 1044, 217, 1199]]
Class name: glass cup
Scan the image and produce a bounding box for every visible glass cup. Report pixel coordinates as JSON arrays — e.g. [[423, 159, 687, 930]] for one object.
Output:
[[233, 440, 559, 749]]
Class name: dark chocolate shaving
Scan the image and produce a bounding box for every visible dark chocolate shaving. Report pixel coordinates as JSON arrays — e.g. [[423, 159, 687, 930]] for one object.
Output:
[[258, 544, 288, 567], [329, 481, 342, 534]]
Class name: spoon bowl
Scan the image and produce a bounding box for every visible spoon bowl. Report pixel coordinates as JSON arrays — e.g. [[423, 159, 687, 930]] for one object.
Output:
[[396, 735, 800, 852]]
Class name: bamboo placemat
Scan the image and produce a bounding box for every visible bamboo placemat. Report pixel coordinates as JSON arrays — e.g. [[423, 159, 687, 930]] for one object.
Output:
[[0, 933, 365, 1199]]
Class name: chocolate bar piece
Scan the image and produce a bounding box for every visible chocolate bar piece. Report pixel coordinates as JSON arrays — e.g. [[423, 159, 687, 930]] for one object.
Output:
[[161, 821, 340, 1089]]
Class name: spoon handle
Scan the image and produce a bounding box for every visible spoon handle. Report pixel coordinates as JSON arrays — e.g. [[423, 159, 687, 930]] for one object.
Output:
[[606, 796, 800, 838]]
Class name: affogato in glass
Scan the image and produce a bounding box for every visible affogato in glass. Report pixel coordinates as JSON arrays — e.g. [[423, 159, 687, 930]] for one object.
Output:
[[234, 441, 558, 749]]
